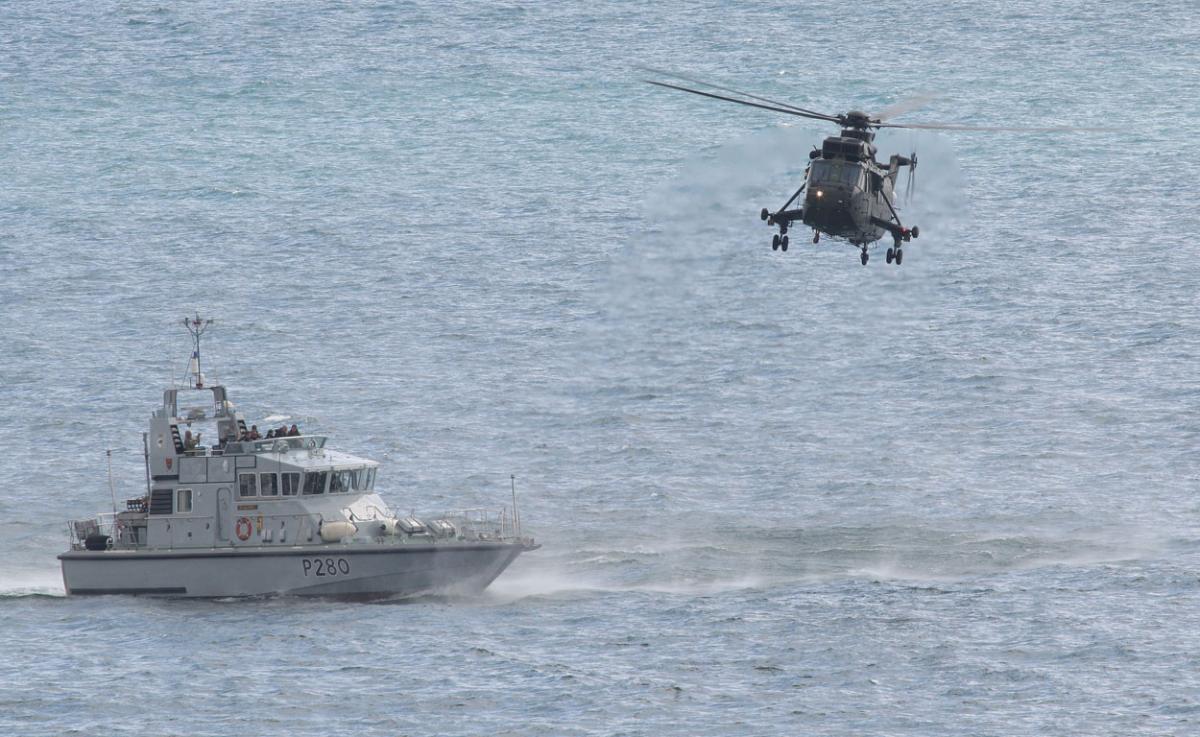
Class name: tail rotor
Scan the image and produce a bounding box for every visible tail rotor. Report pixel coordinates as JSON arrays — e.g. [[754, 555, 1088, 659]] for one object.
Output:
[[905, 152, 918, 205]]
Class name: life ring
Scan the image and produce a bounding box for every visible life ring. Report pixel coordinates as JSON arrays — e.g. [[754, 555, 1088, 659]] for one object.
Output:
[[235, 516, 253, 541]]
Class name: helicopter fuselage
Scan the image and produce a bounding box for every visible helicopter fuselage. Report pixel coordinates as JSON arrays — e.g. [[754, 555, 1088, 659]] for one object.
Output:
[[763, 127, 917, 262], [800, 133, 906, 246]]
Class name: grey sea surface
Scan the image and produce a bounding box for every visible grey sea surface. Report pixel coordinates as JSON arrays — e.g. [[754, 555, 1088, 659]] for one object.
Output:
[[2, 1, 1198, 735]]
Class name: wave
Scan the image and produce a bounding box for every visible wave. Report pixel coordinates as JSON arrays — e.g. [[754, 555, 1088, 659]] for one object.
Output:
[[485, 564, 767, 604], [0, 570, 66, 599], [486, 521, 1169, 601]]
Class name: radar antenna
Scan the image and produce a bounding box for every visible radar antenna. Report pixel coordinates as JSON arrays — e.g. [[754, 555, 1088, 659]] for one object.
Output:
[[182, 314, 214, 389]]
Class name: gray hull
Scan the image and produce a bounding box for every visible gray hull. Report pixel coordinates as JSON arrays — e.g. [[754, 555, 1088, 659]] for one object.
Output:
[[59, 542, 529, 598]]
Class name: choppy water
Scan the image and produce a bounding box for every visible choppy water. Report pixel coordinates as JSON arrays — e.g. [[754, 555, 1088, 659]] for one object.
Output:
[[2, 1, 1199, 734]]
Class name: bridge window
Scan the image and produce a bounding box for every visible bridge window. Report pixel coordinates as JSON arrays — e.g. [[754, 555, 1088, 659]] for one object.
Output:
[[330, 470, 356, 494], [260, 473, 278, 497], [238, 473, 257, 498], [176, 488, 193, 513], [281, 473, 300, 496], [303, 471, 327, 495], [353, 468, 369, 491]]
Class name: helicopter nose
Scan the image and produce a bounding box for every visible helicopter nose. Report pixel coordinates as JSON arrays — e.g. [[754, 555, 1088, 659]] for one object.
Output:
[[809, 186, 841, 201]]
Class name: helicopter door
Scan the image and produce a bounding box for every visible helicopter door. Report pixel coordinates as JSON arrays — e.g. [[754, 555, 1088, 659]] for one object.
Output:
[[855, 169, 871, 226]]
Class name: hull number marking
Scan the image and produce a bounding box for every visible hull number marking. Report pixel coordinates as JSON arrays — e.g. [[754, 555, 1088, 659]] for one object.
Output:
[[303, 558, 351, 577]]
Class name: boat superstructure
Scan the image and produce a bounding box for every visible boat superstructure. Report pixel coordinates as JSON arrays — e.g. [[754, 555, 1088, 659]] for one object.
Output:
[[60, 316, 537, 598]]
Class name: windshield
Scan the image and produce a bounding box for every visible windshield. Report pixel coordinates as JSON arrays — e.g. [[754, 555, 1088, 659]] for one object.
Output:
[[809, 160, 862, 188]]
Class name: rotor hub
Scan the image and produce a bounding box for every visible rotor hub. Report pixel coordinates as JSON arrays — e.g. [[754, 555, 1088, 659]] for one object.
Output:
[[841, 110, 874, 130]]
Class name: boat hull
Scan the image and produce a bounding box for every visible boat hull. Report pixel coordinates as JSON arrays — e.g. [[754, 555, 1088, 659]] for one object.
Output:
[[59, 542, 529, 598]]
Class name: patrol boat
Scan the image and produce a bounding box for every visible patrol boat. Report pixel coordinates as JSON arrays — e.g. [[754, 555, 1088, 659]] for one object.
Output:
[[60, 316, 537, 598]]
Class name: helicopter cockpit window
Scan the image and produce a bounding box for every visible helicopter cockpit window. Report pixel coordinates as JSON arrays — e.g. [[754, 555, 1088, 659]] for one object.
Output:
[[809, 161, 862, 188]]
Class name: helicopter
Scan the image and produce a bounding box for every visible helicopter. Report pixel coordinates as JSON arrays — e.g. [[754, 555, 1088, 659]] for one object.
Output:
[[644, 69, 1099, 265]]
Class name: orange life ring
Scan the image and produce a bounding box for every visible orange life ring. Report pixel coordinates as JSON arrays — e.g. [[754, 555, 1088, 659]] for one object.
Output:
[[235, 516, 253, 541]]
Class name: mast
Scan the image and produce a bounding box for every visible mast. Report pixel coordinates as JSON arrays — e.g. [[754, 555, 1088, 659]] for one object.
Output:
[[182, 314, 213, 389]]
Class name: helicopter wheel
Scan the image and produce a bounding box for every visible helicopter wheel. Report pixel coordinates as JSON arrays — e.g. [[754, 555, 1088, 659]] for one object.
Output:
[[812, 232, 820, 244], [772, 234, 780, 251], [860, 251, 869, 266], [911, 226, 920, 239], [760, 208, 770, 222], [886, 248, 894, 264], [895, 248, 903, 265], [781, 235, 789, 252]]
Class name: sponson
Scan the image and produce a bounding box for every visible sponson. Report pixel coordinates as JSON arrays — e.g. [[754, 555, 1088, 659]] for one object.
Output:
[[60, 315, 537, 598]]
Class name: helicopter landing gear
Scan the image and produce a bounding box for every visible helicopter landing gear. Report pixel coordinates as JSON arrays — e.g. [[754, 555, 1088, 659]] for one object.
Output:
[[886, 248, 894, 264], [765, 207, 799, 252], [911, 225, 919, 239], [895, 248, 903, 265], [860, 246, 869, 266], [886, 247, 904, 265], [813, 231, 820, 244]]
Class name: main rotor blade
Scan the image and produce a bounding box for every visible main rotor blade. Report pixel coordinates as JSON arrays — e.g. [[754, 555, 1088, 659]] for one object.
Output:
[[644, 79, 842, 123], [873, 92, 938, 122], [878, 120, 1115, 132], [637, 66, 838, 121]]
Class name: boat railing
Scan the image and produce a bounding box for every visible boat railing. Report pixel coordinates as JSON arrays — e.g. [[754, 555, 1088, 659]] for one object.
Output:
[[65, 502, 528, 550], [66, 512, 118, 549], [230, 511, 327, 545], [177, 435, 328, 458], [439, 507, 521, 542], [96, 512, 117, 536]]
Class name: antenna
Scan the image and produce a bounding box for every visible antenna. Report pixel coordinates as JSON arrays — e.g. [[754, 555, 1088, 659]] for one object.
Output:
[[182, 314, 214, 389], [511, 474, 521, 539], [106, 449, 118, 517], [142, 432, 152, 497]]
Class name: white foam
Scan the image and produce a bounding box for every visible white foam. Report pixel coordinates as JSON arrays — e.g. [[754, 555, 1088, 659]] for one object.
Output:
[[486, 561, 766, 604], [0, 568, 66, 597]]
